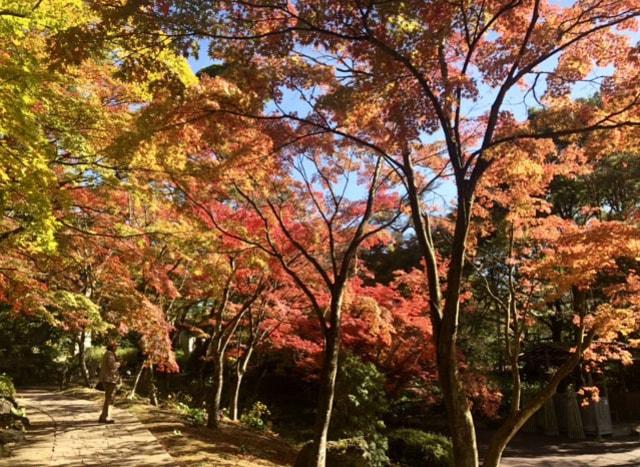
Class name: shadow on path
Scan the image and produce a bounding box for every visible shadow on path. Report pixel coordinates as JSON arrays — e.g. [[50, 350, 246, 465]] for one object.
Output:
[[0, 388, 177, 467], [478, 430, 640, 466]]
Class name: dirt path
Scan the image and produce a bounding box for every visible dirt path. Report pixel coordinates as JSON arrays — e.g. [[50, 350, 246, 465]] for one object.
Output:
[[1, 388, 177, 467]]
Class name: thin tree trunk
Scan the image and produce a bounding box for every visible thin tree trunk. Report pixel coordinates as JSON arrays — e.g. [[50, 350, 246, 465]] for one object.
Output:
[[206, 280, 261, 428], [483, 312, 594, 466], [128, 362, 145, 399], [196, 352, 207, 406], [308, 291, 344, 467], [506, 227, 523, 418], [231, 345, 254, 421], [78, 329, 90, 387], [207, 356, 225, 428], [231, 370, 244, 422], [483, 347, 588, 466], [148, 364, 159, 406]]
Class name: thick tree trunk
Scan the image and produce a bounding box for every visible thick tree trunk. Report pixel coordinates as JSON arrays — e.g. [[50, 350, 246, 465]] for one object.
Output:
[[207, 356, 225, 428], [402, 151, 479, 465], [78, 329, 90, 387], [437, 310, 479, 467], [308, 292, 343, 467], [435, 189, 479, 467]]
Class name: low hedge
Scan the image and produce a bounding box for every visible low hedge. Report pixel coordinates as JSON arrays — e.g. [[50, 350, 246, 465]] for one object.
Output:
[[295, 437, 372, 467], [86, 346, 140, 377], [387, 429, 453, 467]]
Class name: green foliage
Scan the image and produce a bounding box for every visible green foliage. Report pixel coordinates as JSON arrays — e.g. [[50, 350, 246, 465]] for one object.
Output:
[[116, 346, 141, 370], [329, 354, 389, 465], [85, 346, 106, 376], [387, 393, 448, 432], [174, 349, 188, 369], [295, 437, 377, 467], [0, 373, 28, 432], [0, 374, 16, 399], [387, 429, 453, 467], [86, 345, 140, 376], [332, 354, 388, 439], [196, 63, 229, 79], [10, 405, 27, 421], [0, 0, 99, 253], [363, 432, 389, 467], [48, 291, 110, 334], [362, 238, 423, 285], [549, 152, 640, 223], [0, 306, 71, 384], [240, 401, 271, 431], [176, 402, 207, 426]]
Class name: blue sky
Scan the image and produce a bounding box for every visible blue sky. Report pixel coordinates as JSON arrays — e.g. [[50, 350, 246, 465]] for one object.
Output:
[[185, 27, 627, 210]]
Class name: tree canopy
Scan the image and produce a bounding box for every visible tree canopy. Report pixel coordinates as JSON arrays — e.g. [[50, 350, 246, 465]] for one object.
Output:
[[1, 2, 640, 467]]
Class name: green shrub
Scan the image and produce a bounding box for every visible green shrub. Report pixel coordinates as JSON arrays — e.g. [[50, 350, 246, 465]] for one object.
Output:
[[167, 391, 194, 406], [332, 354, 388, 439], [0, 374, 29, 431], [240, 401, 271, 431], [176, 402, 207, 426], [116, 346, 141, 370], [86, 345, 140, 377], [0, 374, 16, 399], [387, 429, 453, 467], [174, 349, 189, 369], [0, 306, 71, 384], [85, 346, 105, 376], [364, 432, 389, 467], [294, 437, 372, 467], [387, 392, 447, 432], [330, 354, 389, 466]]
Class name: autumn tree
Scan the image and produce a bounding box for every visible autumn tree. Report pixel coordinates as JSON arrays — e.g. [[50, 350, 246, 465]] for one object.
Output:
[[342, 269, 437, 397], [17, 1, 640, 465], [0, 0, 89, 253], [87, 2, 640, 464], [228, 279, 288, 421], [175, 137, 400, 463], [464, 109, 640, 460], [0, 0, 196, 378]]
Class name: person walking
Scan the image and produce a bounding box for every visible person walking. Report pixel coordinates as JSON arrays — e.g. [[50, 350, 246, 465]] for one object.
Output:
[[98, 340, 120, 424]]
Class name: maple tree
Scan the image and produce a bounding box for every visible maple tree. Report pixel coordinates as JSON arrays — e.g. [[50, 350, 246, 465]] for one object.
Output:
[[342, 270, 436, 396], [1, 2, 640, 466], [198, 253, 271, 428], [174, 138, 401, 462], [124, 89, 278, 426], [227, 279, 288, 421], [0, 0, 195, 374], [465, 107, 640, 460], [100, 2, 640, 464]]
